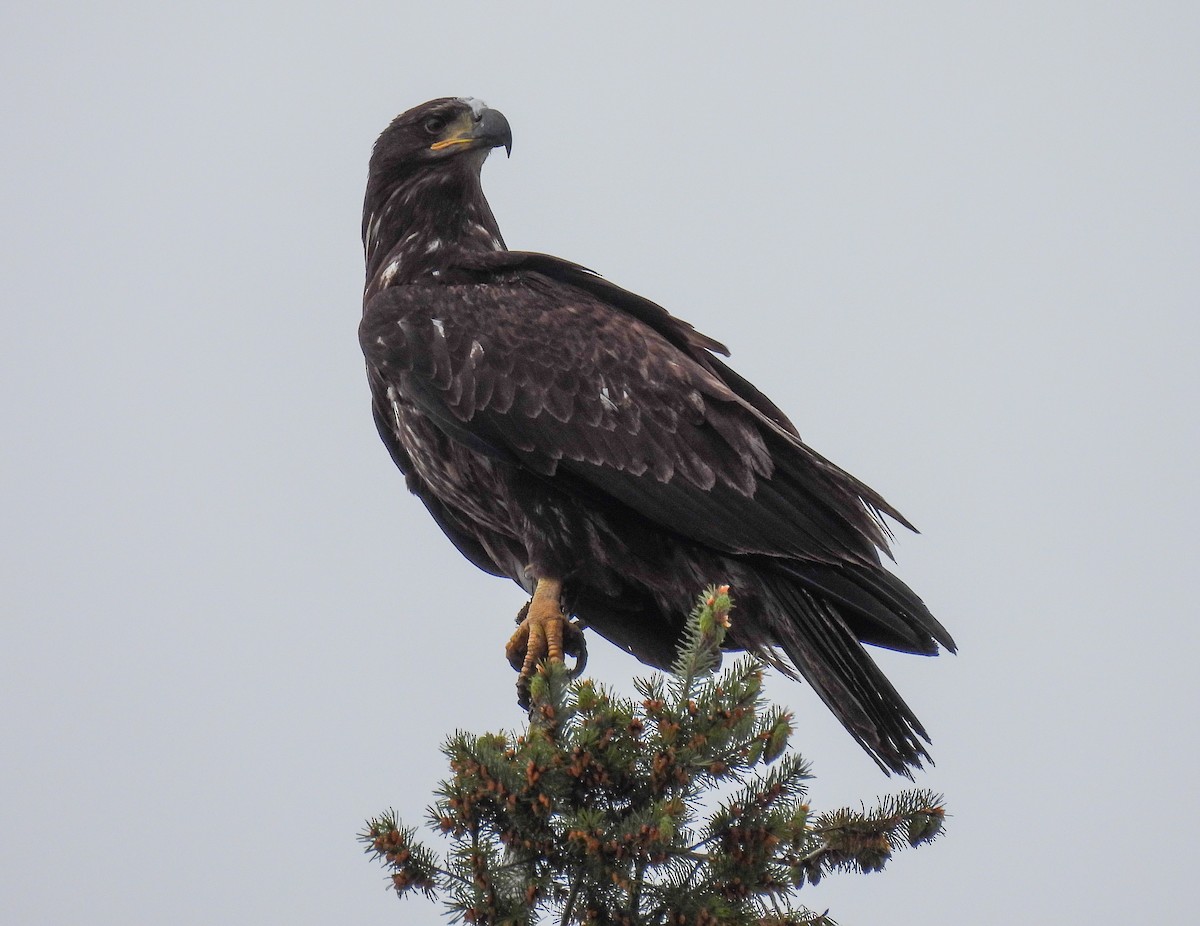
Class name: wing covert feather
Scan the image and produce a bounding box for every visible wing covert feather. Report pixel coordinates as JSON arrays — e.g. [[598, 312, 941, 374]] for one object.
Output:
[[360, 273, 897, 564]]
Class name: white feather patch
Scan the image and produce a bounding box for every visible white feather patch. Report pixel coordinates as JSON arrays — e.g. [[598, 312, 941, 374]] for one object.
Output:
[[457, 97, 488, 117]]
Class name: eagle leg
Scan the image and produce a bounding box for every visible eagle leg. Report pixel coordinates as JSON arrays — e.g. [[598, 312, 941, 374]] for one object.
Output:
[[505, 577, 587, 707]]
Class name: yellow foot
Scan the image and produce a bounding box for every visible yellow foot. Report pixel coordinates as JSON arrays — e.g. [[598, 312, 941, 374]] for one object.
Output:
[[504, 578, 587, 708]]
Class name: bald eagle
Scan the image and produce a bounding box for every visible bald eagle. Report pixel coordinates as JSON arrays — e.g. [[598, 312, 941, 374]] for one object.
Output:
[[359, 97, 955, 774]]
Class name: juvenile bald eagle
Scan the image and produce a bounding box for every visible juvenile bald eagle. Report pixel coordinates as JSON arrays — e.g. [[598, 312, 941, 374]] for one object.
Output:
[[359, 97, 955, 774]]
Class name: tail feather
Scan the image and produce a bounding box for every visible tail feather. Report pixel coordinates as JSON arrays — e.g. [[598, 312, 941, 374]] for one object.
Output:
[[758, 571, 934, 776], [777, 560, 956, 655]]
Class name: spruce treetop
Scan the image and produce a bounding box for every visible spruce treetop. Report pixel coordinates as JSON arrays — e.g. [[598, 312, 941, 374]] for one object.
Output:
[[362, 587, 946, 925]]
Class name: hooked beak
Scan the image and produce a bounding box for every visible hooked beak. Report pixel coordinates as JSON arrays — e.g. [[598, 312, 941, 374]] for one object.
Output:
[[430, 107, 512, 157]]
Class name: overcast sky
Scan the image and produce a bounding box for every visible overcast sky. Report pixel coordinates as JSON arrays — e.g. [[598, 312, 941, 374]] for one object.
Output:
[[3, 3, 1197, 923]]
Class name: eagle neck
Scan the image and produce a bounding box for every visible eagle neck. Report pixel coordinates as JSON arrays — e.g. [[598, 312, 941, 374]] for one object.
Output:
[[364, 164, 506, 294]]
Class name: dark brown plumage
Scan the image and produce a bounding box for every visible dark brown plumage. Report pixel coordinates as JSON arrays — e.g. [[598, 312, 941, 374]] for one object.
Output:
[[359, 97, 955, 775]]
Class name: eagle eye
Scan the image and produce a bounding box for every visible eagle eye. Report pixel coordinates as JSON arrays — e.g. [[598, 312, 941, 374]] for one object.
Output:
[[423, 116, 448, 135]]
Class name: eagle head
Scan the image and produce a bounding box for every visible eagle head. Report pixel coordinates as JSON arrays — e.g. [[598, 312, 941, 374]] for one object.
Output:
[[363, 97, 512, 280], [369, 97, 511, 176]]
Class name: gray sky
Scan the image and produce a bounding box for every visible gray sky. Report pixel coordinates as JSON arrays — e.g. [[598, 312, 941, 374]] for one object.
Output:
[[3, 3, 1197, 923]]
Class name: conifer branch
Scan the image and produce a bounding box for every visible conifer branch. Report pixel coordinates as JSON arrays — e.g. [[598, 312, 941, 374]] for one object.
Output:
[[361, 587, 948, 924]]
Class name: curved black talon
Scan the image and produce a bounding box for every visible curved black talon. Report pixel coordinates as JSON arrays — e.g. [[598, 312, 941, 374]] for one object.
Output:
[[562, 619, 588, 678]]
